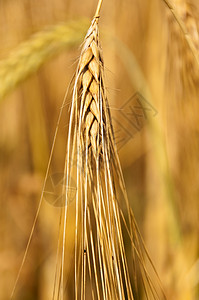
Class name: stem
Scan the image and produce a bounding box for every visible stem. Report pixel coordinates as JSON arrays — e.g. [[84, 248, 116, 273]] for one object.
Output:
[[95, 0, 103, 17]]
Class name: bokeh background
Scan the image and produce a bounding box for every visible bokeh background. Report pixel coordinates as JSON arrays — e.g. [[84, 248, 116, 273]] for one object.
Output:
[[0, 0, 199, 299]]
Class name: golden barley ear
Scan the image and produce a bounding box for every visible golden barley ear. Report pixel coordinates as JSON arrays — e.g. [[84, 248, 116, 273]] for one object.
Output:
[[54, 3, 166, 300], [164, 0, 199, 94]]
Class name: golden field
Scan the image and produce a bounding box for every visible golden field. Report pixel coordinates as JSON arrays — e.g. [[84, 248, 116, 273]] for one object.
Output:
[[0, 0, 198, 299]]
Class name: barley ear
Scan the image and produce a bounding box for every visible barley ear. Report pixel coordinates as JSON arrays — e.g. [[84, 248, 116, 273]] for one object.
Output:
[[54, 1, 166, 299]]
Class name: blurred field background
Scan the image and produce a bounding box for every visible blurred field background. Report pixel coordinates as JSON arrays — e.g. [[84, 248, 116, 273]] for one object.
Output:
[[0, 0, 199, 299]]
